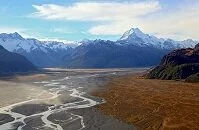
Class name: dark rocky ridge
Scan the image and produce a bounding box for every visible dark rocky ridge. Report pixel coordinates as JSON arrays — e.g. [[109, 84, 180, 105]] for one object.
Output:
[[147, 43, 199, 81], [0, 45, 37, 74], [160, 45, 199, 66]]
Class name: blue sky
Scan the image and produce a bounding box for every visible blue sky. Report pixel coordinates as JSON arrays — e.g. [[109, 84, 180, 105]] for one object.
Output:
[[0, 0, 199, 42]]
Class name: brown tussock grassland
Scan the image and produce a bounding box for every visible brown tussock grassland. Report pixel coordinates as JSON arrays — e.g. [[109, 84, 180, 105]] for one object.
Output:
[[93, 76, 199, 130]]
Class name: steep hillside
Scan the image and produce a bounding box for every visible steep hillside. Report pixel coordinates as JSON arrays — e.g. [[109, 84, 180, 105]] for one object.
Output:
[[147, 43, 199, 81], [0, 45, 37, 74]]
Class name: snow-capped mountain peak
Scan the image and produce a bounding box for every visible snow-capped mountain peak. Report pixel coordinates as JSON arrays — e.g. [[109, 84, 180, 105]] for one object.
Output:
[[0, 32, 77, 53], [180, 39, 198, 48], [118, 28, 163, 47], [120, 28, 147, 40], [0, 32, 78, 67], [0, 32, 24, 40], [118, 27, 198, 49], [11, 32, 24, 39]]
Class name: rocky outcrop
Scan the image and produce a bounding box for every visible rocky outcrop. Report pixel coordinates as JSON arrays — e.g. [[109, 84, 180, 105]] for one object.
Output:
[[160, 44, 199, 66], [147, 43, 199, 81]]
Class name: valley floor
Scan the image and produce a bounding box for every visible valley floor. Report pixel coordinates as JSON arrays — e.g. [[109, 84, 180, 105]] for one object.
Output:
[[93, 76, 199, 130], [0, 74, 52, 108], [0, 68, 143, 130]]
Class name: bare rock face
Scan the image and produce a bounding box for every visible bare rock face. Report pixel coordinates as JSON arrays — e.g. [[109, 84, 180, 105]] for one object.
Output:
[[160, 43, 199, 66], [195, 43, 199, 48]]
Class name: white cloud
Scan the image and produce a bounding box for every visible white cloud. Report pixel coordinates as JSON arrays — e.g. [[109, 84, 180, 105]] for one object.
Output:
[[39, 38, 75, 43], [30, 1, 161, 21], [50, 28, 74, 34], [0, 27, 77, 44], [0, 27, 25, 34], [30, 1, 199, 41], [89, 1, 199, 41], [0, 27, 47, 40], [0, 27, 34, 38], [88, 20, 139, 35]]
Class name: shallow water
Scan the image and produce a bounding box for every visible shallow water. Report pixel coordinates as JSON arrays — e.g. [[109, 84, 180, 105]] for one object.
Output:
[[0, 68, 146, 130]]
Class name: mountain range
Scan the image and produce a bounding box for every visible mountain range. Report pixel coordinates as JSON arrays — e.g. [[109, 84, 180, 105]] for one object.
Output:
[[0, 28, 198, 68], [118, 28, 197, 49], [0, 32, 73, 67]]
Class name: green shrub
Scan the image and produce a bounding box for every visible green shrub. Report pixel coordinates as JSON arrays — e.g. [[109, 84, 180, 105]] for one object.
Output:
[[185, 73, 199, 83]]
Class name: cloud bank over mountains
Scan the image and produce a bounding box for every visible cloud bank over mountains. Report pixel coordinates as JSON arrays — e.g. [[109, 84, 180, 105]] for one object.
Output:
[[29, 0, 199, 41], [0, 0, 199, 41]]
